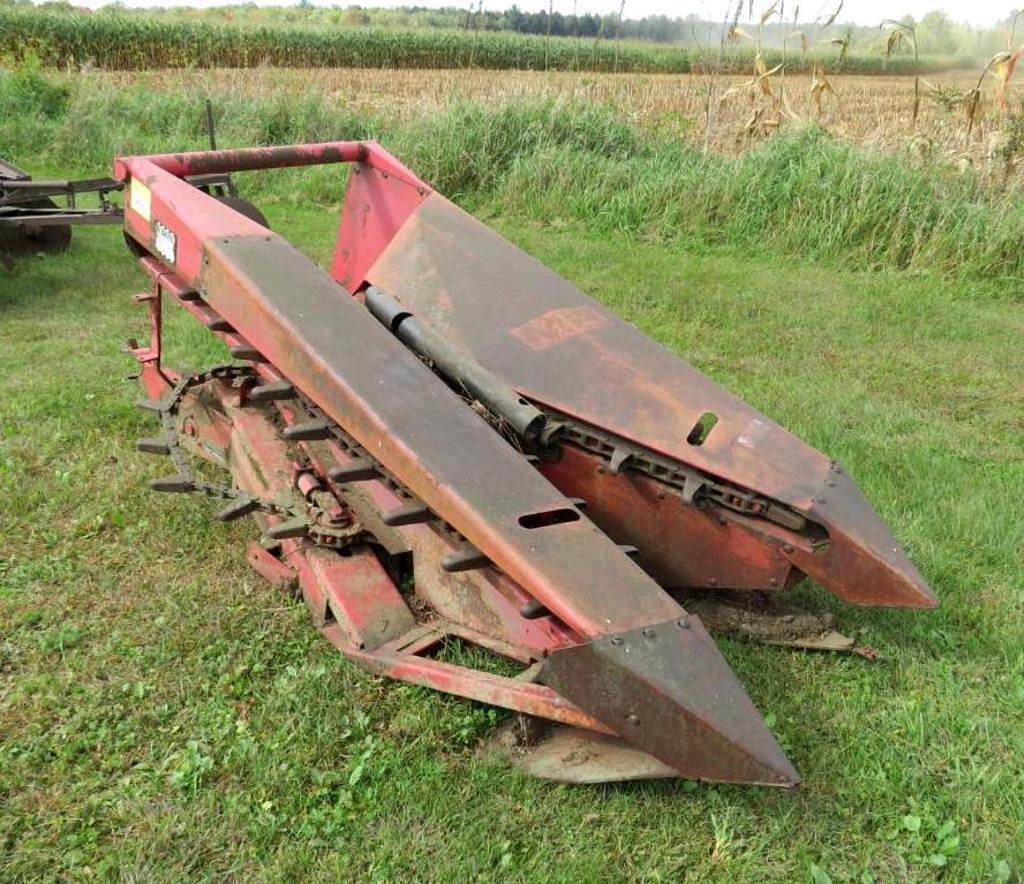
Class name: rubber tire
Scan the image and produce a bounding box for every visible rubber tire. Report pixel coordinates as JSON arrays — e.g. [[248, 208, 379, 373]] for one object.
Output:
[[121, 195, 269, 258], [216, 195, 270, 230]]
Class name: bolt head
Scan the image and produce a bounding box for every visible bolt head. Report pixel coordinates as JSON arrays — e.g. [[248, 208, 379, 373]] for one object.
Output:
[[676, 616, 690, 629], [626, 713, 640, 725]]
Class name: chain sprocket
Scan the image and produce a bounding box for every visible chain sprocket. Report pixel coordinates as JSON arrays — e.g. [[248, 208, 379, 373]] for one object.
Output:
[[143, 364, 363, 548]]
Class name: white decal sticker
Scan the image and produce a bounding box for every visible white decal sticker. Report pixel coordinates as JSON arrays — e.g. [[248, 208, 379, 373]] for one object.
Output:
[[129, 179, 152, 222], [154, 221, 176, 265]]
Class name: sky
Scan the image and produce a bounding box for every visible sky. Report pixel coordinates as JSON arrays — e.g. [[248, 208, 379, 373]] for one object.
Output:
[[71, 0, 1016, 28]]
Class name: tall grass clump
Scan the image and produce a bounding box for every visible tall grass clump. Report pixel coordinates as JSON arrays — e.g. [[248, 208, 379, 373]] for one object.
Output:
[[24, 74, 386, 204], [0, 55, 70, 156], [390, 99, 641, 197], [494, 127, 1024, 285], [5, 66, 1023, 289], [51, 80, 381, 169]]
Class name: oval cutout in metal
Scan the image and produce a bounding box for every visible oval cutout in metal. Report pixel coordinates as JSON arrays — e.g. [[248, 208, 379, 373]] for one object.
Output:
[[518, 508, 582, 529], [686, 412, 719, 446]]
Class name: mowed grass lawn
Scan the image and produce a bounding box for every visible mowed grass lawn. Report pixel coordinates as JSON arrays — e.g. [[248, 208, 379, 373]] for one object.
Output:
[[1, 203, 1022, 882]]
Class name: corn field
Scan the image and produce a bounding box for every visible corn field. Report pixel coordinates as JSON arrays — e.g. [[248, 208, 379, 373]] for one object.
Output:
[[0, 8, 950, 75]]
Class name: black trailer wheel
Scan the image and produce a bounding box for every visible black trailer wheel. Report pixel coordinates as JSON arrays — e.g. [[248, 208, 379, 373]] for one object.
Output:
[[119, 196, 269, 260], [216, 195, 269, 230]]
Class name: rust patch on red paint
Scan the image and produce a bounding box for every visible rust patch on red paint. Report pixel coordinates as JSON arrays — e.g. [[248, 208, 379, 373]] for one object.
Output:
[[510, 305, 607, 352]]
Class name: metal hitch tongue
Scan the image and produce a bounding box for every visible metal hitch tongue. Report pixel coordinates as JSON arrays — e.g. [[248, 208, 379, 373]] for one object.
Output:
[[541, 617, 800, 787]]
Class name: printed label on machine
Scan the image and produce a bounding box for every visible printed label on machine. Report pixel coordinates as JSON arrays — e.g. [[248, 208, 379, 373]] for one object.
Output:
[[153, 221, 176, 265], [129, 179, 152, 221]]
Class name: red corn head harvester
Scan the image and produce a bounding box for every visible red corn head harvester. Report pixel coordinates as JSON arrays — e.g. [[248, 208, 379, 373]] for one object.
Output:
[[116, 142, 936, 788]]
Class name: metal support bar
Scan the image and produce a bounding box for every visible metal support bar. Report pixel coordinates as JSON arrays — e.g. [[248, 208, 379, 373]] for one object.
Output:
[[364, 286, 549, 442]]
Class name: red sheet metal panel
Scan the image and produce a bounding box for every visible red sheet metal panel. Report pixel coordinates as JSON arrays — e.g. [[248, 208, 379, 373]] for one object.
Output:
[[116, 149, 805, 786], [364, 195, 935, 608], [330, 159, 431, 292], [365, 195, 826, 506], [540, 445, 796, 591], [117, 158, 686, 637], [199, 231, 686, 637]]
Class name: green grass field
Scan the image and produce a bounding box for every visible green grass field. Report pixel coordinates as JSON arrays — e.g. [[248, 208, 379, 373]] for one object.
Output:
[[2, 193, 1022, 880]]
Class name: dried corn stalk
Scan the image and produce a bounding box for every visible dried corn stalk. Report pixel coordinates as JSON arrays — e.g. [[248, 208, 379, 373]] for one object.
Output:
[[728, 25, 755, 42], [755, 53, 784, 96], [821, 35, 849, 67], [786, 31, 809, 55], [740, 106, 781, 140], [985, 48, 1022, 111], [881, 20, 920, 123], [810, 66, 837, 115], [760, 0, 781, 24], [819, 0, 843, 27], [963, 86, 982, 133]]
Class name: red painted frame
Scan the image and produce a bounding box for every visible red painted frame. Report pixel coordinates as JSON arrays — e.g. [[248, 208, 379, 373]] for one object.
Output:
[[127, 254, 608, 735], [114, 137, 932, 786], [115, 140, 613, 728]]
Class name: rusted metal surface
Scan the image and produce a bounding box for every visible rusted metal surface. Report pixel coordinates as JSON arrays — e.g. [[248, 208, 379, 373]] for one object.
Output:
[[129, 268, 594, 722], [132, 190, 687, 642], [178, 375, 415, 649], [195, 230, 686, 633], [126, 242, 790, 782], [226, 401, 412, 648], [364, 195, 936, 609], [246, 541, 297, 591], [0, 196, 73, 261], [493, 724, 679, 784], [541, 617, 800, 787], [540, 444, 797, 591], [331, 153, 430, 292], [1, 162, 122, 251], [323, 623, 616, 734], [115, 141, 366, 179], [132, 254, 585, 655]]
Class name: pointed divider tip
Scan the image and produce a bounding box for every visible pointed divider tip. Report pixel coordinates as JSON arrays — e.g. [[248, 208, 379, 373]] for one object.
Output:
[[540, 616, 800, 788]]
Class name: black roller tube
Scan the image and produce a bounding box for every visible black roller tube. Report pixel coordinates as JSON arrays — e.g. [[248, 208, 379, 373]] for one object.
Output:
[[364, 286, 548, 442]]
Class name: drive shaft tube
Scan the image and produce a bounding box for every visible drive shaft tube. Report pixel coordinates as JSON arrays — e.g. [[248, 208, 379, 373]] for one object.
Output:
[[364, 286, 548, 442]]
